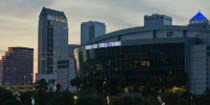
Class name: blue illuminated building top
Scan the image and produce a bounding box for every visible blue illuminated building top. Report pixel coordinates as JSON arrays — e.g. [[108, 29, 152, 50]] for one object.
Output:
[[190, 12, 208, 21], [95, 22, 105, 25], [190, 12, 209, 25]]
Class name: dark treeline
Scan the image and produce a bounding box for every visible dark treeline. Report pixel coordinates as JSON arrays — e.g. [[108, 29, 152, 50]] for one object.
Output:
[[1, 79, 210, 105]]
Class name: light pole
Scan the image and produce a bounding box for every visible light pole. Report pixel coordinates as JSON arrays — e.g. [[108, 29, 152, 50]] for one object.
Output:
[[103, 77, 107, 92], [103, 81, 107, 92], [74, 95, 78, 104], [106, 95, 110, 105], [157, 95, 166, 105], [31, 97, 35, 105]]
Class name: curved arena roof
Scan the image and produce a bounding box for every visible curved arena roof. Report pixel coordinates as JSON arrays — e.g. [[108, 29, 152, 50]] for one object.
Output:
[[84, 25, 210, 45]]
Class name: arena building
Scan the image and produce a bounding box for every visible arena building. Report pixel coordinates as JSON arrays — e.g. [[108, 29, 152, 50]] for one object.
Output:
[[74, 12, 210, 95]]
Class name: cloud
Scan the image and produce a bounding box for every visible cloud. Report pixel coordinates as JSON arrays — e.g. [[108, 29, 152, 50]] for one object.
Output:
[[40, 0, 209, 44], [55, 0, 210, 31], [51, 0, 154, 43], [0, 0, 210, 45], [0, 0, 53, 18], [0, 49, 4, 53], [0, 49, 5, 58]]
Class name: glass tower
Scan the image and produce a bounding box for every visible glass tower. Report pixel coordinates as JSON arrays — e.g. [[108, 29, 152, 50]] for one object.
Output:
[[38, 7, 68, 74], [81, 21, 106, 44], [37, 7, 69, 89]]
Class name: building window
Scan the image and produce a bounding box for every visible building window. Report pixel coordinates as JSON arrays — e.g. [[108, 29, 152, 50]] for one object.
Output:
[[167, 31, 174, 37]]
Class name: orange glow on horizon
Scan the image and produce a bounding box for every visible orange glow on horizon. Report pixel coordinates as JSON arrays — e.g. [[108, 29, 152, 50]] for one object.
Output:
[[33, 65, 38, 83]]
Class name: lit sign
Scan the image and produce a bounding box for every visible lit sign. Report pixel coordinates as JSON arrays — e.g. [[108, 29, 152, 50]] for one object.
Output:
[[85, 41, 121, 50], [47, 15, 67, 23], [98, 43, 108, 48], [92, 44, 98, 49]]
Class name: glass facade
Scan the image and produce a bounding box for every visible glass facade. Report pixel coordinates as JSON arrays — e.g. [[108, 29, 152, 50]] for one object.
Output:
[[78, 43, 186, 93], [37, 7, 69, 90], [75, 12, 210, 95], [81, 21, 106, 44], [38, 7, 68, 74]]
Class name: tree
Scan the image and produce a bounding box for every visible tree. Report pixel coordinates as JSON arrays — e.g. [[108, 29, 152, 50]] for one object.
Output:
[[56, 84, 61, 93], [34, 79, 49, 105], [70, 77, 83, 87], [0, 87, 19, 105], [19, 92, 33, 105], [35, 79, 48, 93], [2, 99, 21, 105], [47, 92, 74, 105], [110, 95, 145, 105], [77, 94, 105, 105]]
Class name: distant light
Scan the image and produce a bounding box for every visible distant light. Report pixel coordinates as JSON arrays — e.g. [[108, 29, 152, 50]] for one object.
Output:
[[74, 96, 78, 100], [74, 95, 78, 104]]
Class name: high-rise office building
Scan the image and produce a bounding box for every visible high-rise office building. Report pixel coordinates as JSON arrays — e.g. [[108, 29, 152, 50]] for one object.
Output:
[[68, 44, 80, 92], [81, 21, 106, 44], [0, 47, 33, 85], [37, 7, 69, 90]]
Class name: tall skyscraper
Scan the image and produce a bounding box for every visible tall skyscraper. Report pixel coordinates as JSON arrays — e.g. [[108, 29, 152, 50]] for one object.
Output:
[[81, 21, 106, 44], [37, 7, 69, 90], [0, 47, 33, 85]]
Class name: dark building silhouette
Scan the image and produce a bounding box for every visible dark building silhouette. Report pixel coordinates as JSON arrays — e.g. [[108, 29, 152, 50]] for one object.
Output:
[[0, 47, 33, 85]]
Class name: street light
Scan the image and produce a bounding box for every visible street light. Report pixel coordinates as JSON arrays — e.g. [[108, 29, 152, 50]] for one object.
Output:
[[74, 95, 78, 104], [157, 95, 166, 105], [103, 81, 107, 93], [31, 97, 35, 105], [106, 95, 110, 105]]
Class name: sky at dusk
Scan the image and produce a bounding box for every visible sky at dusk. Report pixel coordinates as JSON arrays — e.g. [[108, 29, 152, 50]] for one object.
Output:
[[0, 0, 210, 74]]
